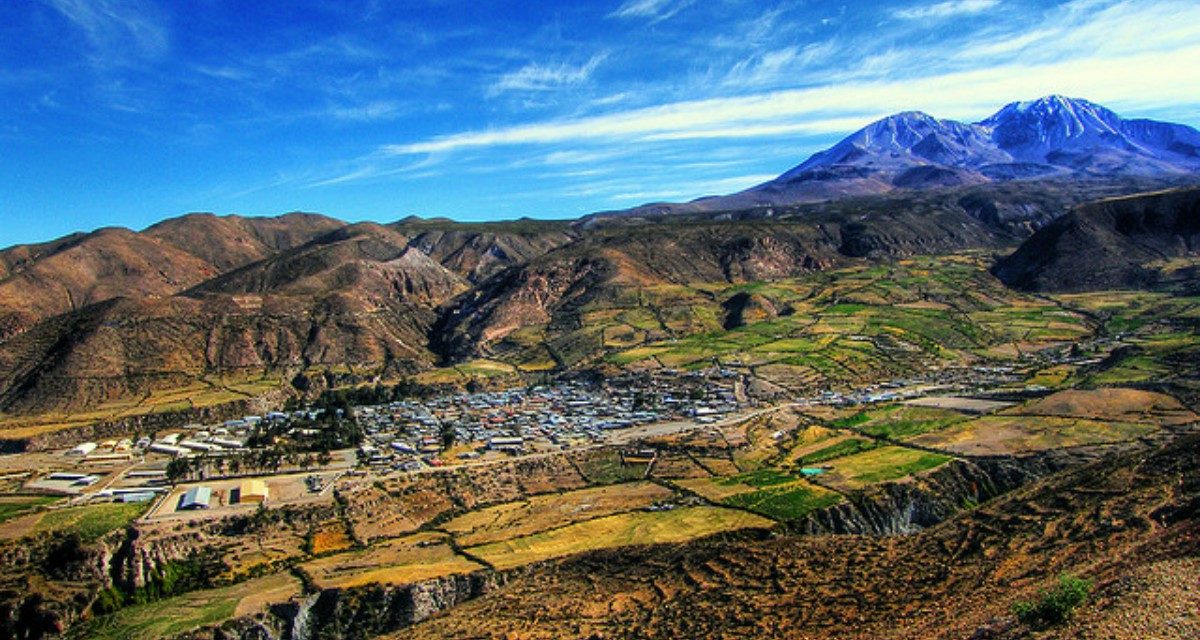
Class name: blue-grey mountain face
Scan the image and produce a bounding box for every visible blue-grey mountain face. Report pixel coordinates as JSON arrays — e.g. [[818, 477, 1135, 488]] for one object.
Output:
[[780, 96, 1200, 188], [614, 97, 1200, 217]]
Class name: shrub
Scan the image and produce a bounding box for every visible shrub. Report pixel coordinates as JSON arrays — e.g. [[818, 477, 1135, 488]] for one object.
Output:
[[1012, 574, 1094, 629]]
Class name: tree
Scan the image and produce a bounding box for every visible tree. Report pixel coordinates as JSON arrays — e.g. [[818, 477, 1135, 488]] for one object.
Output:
[[166, 457, 190, 484]]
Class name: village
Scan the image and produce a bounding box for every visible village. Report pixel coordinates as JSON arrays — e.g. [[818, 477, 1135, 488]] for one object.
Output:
[[0, 369, 743, 520], [0, 335, 1099, 525]]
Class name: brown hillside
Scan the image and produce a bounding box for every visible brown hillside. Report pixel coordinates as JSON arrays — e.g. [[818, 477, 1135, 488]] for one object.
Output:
[[0, 213, 345, 340], [437, 203, 1011, 360], [0, 227, 217, 338], [0, 291, 439, 414], [190, 222, 468, 305], [142, 211, 345, 272], [395, 219, 579, 283]]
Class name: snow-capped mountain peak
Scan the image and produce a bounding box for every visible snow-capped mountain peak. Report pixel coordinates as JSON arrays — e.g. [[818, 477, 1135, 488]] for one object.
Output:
[[979, 95, 1129, 155], [595, 96, 1200, 219]]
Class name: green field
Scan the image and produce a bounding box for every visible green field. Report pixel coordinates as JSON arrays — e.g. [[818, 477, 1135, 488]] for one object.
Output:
[[818, 446, 952, 491], [837, 405, 970, 440], [32, 502, 149, 542], [795, 438, 880, 466], [0, 495, 60, 524], [722, 482, 843, 521], [677, 467, 836, 519], [583, 255, 1100, 383], [718, 468, 799, 488]]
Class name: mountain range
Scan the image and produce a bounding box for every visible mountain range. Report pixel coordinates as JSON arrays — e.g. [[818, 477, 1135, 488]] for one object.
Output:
[[0, 96, 1196, 420], [599, 95, 1200, 219]]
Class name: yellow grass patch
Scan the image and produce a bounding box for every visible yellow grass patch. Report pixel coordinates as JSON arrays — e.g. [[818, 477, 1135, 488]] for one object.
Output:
[[309, 520, 355, 555], [467, 506, 773, 570], [1005, 388, 1197, 426], [911, 415, 1158, 456], [442, 481, 673, 547], [301, 532, 481, 589]]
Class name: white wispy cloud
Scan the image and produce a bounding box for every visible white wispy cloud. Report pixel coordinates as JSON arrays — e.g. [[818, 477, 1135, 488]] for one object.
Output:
[[489, 53, 608, 96], [374, 0, 1200, 161], [194, 65, 252, 81], [608, 0, 693, 22], [640, 118, 881, 142], [306, 153, 444, 188], [43, 0, 167, 63], [591, 92, 633, 107], [608, 174, 778, 202], [543, 149, 627, 165], [956, 29, 1055, 59], [958, 0, 1197, 63], [893, 0, 999, 20], [383, 43, 1200, 157], [327, 101, 403, 122], [723, 43, 837, 87]]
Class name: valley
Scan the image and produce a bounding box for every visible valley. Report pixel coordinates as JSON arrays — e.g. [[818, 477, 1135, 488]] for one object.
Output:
[[0, 238, 1196, 639], [0, 96, 1197, 639]]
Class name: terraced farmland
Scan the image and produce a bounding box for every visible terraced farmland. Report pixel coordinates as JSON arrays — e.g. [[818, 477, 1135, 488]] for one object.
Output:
[[835, 404, 970, 440], [0, 501, 148, 542], [679, 471, 843, 522], [301, 533, 482, 589], [441, 482, 674, 547], [589, 255, 1098, 394], [0, 495, 59, 524]]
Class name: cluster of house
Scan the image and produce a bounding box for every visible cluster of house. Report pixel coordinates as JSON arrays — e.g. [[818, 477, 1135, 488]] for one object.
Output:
[[143, 413, 293, 457], [355, 373, 742, 473], [44, 370, 746, 500], [60, 413, 298, 465]]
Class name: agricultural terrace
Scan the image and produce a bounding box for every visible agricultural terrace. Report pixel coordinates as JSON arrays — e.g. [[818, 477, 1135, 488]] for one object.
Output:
[[301, 533, 482, 589], [441, 482, 673, 546]]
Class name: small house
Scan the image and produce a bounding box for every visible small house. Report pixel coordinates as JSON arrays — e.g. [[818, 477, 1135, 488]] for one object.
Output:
[[238, 479, 268, 504]]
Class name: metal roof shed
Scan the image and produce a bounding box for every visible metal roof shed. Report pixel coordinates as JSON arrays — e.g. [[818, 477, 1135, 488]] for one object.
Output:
[[179, 486, 212, 510]]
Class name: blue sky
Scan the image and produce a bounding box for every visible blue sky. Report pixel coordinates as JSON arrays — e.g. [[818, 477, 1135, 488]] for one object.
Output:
[[2, 0, 1199, 247]]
